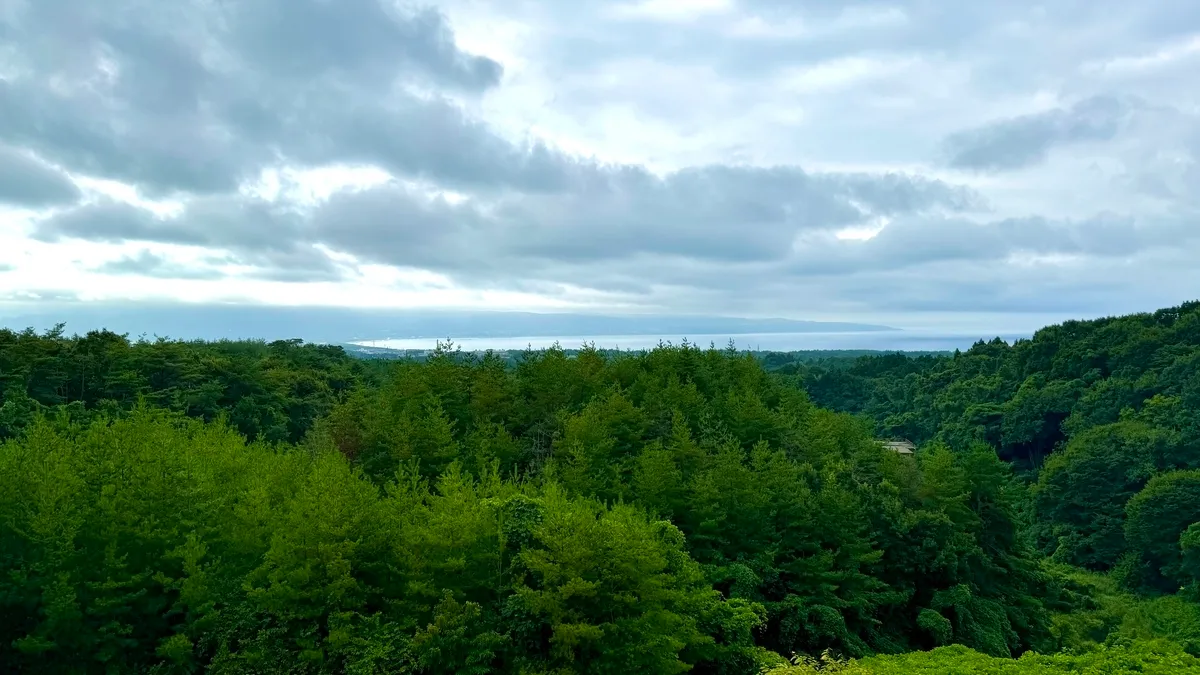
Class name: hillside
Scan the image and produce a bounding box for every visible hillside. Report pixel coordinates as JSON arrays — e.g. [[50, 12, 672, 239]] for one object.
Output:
[[2, 306, 1200, 672], [786, 301, 1200, 587]]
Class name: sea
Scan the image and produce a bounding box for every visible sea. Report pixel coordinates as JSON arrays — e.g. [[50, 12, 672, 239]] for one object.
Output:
[[353, 330, 1033, 353]]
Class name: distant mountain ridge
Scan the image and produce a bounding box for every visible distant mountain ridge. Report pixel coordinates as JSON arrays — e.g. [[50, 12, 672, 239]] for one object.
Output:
[[0, 302, 898, 343]]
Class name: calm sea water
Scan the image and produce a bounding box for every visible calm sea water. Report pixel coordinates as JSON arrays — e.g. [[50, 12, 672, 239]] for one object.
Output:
[[354, 331, 1032, 353]]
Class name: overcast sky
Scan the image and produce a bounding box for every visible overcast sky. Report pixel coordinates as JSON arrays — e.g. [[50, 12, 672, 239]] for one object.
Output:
[[1, 0, 1198, 333]]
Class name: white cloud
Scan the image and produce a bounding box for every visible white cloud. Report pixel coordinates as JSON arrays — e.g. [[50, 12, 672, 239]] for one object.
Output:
[[1084, 33, 1200, 75], [726, 6, 908, 40], [607, 0, 735, 23], [777, 55, 918, 94]]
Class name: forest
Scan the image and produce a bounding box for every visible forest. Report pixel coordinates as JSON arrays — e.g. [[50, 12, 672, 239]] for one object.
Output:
[[3, 303, 1200, 673]]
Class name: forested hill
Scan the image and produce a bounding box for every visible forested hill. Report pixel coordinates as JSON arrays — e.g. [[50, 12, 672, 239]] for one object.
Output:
[[2, 310, 1200, 673], [0, 326, 1066, 673], [792, 301, 1200, 459], [788, 300, 1200, 581], [0, 325, 378, 443]]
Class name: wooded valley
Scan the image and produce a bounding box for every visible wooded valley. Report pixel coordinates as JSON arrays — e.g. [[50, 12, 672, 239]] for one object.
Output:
[[4, 304, 1200, 672]]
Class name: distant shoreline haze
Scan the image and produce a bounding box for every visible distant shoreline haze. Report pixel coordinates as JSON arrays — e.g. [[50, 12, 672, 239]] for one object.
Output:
[[0, 303, 1036, 351], [0, 303, 899, 343], [350, 331, 1032, 353]]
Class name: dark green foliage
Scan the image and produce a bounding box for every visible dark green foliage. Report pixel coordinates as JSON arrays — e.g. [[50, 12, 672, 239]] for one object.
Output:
[[0, 326, 370, 443], [1031, 422, 1166, 569], [786, 302, 1200, 465], [780, 302, 1200, 581], [1124, 471, 1200, 592]]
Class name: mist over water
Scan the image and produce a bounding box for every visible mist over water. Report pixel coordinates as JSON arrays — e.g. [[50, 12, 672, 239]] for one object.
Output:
[[356, 330, 1032, 353]]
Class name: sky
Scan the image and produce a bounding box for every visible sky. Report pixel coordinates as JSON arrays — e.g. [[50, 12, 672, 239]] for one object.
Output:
[[1, 0, 1199, 334]]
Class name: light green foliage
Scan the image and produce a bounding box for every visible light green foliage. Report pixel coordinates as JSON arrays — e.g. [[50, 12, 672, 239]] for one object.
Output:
[[0, 409, 757, 673], [1046, 567, 1200, 655], [761, 640, 1200, 674], [915, 610, 951, 646]]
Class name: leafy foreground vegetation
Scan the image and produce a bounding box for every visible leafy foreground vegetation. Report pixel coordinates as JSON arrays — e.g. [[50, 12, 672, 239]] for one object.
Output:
[[763, 640, 1200, 674], [3, 304, 1200, 673]]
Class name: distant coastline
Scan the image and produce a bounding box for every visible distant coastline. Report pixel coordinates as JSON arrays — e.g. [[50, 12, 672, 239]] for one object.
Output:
[[0, 303, 897, 343], [348, 330, 1031, 354]]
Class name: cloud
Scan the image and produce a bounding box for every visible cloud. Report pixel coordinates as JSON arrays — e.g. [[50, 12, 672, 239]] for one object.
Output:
[[32, 166, 981, 291], [0, 289, 80, 303], [312, 167, 981, 272], [36, 200, 207, 246], [785, 212, 1200, 276], [91, 250, 223, 280], [942, 95, 1134, 172], [36, 197, 347, 282], [0, 145, 81, 207], [0, 0, 504, 196], [223, 2, 502, 91], [2, 0, 1200, 329]]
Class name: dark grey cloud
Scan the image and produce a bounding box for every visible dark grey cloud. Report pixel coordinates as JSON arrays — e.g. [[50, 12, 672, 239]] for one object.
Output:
[[235, 248, 351, 283], [457, 210, 1196, 307], [278, 94, 583, 194], [29, 163, 983, 285], [785, 213, 1199, 277], [92, 250, 223, 280], [0, 144, 81, 207], [225, 2, 502, 90], [308, 182, 465, 271], [275, 167, 980, 281], [35, 196, 309, 251], [25, 145, 1186, 301], [36, 200, 209, 246], [54, 165, 974, 283], [0, 0, 504, 195], [496, 167, 980, 265], [35, 197, 347, 282], [943, 96, 1134, 172]]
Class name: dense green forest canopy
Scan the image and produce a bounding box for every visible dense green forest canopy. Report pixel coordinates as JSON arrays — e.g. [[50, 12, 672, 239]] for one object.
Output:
[[782, 301, 1200, 583], [2, 303, 1200, 673], [0, 324, 377, 444]]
